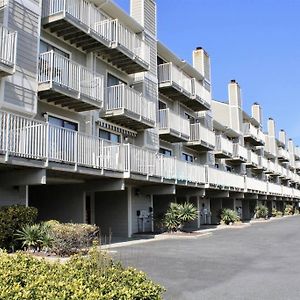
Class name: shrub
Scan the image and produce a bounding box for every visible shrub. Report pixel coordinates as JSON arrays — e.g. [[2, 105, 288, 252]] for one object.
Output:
[[220, 209, 240, 225], [164, 202, 198, 232], [254, 204, 268, 219], [0, 205, 38, 251], [0, 248, 165, 299], [276, 210, 283, 217], [284, 204, 294, 216], [15, 223, 52, 252], [294, 209, 299, 215], [272, 208, 277, 217], [46, 221, 99, 256]]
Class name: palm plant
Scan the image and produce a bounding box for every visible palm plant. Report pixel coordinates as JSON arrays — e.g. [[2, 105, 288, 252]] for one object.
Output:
[[220, 209, 240, 225]]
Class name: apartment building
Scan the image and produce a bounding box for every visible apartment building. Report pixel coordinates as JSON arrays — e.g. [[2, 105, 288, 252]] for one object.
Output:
[[0, 0, 299, 237]]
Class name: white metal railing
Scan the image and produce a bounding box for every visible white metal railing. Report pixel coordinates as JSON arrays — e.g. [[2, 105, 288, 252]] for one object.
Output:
[[0, 24, 17, 68], [247, 150, 259, 166], [106, 84, 155, 123], [191, 78, 211, 105], [268, 182, 282, 195], [42, 0, 150, 66], [293, 188, 300, 198], [189, 123, 215, 147], [232, 143, 248, 161], [207, 167, 245, 190], [278, 147, 289, 161], [243, 123, 265, 144], [158, 109, 190, 138], [158, 62, 193, 95], [260, 156, 268, 169], [246, 177, 268, 193], [264, 136, 276, 157], [38, 51, 104, 104], [282, 185, 293, 197], [215, 135, 233, 155], [268, 160, 276, 173], [295, 147, 300, 159]]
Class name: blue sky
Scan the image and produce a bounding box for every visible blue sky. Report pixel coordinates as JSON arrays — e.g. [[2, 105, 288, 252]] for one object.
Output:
[[114, 0, 300, 144]]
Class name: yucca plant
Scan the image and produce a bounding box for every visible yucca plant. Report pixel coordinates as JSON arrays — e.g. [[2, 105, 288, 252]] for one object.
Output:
[[220, 209, 240, 225], [254, 204, 268, 219], [164, 202, 198, 232]]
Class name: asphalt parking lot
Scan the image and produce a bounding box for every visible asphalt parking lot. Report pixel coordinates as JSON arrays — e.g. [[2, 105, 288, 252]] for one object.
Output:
[[114, 216, 300, 300]]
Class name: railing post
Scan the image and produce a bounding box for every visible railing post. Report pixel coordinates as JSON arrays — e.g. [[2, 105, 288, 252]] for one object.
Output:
[[78, 65, 81, 98], [4, 113, 10, 162], [124, 143, 131, 178], [74, 131, 78, 171], [49, 50, 54, 88], [45, 122, 49, 167], [63, 0, 67, 16]]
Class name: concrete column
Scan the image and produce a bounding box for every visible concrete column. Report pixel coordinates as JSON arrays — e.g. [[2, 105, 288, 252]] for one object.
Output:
[[127, 186, 132, 238]]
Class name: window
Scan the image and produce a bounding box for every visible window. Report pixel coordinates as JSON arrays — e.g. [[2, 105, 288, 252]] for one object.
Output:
[[159, 101, 167, 110], [107, 73, 126, 87], [48, 116, 78, 131], [184, 113, 195, 124], [40, 40, 69, 58], [159, 148, 172, 157], [99, 129, 121, 143], [181, 153, 193, 163]]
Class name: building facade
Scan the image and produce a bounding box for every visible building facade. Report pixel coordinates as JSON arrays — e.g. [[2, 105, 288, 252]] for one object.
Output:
[[0, 0, 299, 237]]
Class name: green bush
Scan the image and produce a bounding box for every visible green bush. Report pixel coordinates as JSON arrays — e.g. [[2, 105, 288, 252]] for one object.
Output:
[[284, 204, 294, 216], [254, 204, 268, 219], [45, 221, 99, 256], [276, 210, 283, 217], [0, 249, 165, 299], [272, 208, 277, 217], [294, 208, 299, 215], [220, 209, 240, 225], [164, 202, 198, 232], [0, 205, 38, 251]]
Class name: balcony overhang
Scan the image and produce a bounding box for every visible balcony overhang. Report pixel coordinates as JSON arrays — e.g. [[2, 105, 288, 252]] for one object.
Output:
[[226, 156, 247, 164], [0, 61, 15, 77], [101, 109, 155, 130], [185, 140, 215, 152], [158, 82, 192, 103], [186, 95, 210, 111], [214, 150, 232, 159], [244, 134, 265, 146], [42, 15, 149, 74], [159, 129, 190, 143], [38, 83, 103, 112]]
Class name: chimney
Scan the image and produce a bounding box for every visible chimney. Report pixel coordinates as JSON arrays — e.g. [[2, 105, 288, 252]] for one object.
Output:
[[228, 80, 243, 134], [279, 129, 287, 146], [288, 139, 295, 154], [251, 102, 262, 125], [193, 47, 210, 82], [267, 118, 275, 137]]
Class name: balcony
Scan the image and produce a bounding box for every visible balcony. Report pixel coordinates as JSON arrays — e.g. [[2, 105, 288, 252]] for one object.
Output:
[[268, 182, 282, 196], [282, 185, 293, 198], [158, 109, 190, 142], [0, 25, 17, 77], [214, 135, 233, 158], [245, 177, 268, 194], [277, 147, 289, 162], [260, 156, 269, 171], [246, 150, 260, 169], [227, 143, 248, 163], [38, 51, 104, 111], [264, 136, 276, 159], [101, 84, 156, 130], [185, 123, 215, 151], [295, 161, 300, 171], [295, 147, 300, 160], [41, 0, 150, 74], [243, 123, 265, 146], [206, 167, 245, 191], [265, 160, 277, 175], [158, 62, 193, 100], [190, 79, 211, 111]]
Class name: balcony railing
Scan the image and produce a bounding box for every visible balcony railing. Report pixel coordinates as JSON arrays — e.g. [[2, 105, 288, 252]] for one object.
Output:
[[230, 143, 248, 162], [0, 24, 17, 76], [103, 84, 156, 129], [42, 0, 150, 73], [260, 156, 269, 170], [188, 123, 215, 149], [206, 167, 245, 190], [215, 135, 233, 158], [38, 51, 104, 111], [278, 147, 289, 162], [1, 110, 300, 199], [295, 147, 300, 160], [190, 78, 211, 110], [246, 177, 268, 193], [158, 109, 190, 141], [243, 123, 265, 145], [247, 150, 259, 167], [264, 136, 276, 158]]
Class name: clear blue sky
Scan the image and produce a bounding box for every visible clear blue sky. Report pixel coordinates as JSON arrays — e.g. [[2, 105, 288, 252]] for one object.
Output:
[[114, 0, 300, 145]]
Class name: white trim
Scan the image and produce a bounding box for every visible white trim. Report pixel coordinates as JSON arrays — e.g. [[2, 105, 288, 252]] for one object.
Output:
[[25, 185, 29, 207]]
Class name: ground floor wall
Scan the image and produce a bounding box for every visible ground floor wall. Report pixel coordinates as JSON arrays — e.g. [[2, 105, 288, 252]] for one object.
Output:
[[0, 186, 27, 206]]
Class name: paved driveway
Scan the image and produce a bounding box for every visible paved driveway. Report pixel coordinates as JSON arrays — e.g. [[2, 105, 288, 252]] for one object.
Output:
[[113, 216, 300, 300]]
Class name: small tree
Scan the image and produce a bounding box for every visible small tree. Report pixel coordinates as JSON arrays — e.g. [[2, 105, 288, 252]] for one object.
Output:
[[284, 204, 294, 216], [220, 209, 240, 225], [254, 204, 268, 219], [164, 202, 198, 232]]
